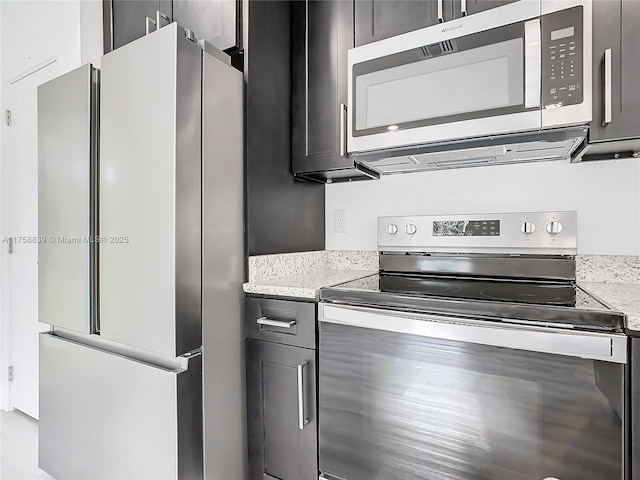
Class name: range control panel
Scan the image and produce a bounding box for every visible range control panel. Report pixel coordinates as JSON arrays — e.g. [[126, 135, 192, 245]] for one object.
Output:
[[378, 212, 577, 255], [542, 6, 584, 109]]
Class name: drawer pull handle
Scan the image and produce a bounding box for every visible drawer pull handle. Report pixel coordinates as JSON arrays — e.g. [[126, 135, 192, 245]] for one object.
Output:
[[256, 317, 296, 329]]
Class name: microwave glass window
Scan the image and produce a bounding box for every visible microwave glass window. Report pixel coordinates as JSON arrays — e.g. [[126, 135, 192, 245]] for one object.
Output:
[[550, 26, 574, 41], [354, 38, 523, 131]]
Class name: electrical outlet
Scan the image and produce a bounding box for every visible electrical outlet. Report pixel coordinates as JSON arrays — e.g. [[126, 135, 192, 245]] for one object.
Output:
[[334, 210, 348, 233]]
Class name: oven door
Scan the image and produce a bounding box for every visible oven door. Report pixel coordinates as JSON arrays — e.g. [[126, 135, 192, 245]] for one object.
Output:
[[347, 0, 591, 155], [318, 304, 627, 480]]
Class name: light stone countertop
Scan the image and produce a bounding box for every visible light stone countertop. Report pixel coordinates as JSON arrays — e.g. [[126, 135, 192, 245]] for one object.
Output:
[[581, 282, 640, 332], [243, 269, 376, 299]]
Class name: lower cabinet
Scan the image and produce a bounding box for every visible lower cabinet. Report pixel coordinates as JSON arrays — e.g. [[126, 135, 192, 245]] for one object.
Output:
[[246, 339, 318, 480], [245, 295, 318, 480]]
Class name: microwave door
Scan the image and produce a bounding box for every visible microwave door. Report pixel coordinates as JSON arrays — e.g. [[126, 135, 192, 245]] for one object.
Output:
[[347, 2, 544, 154]]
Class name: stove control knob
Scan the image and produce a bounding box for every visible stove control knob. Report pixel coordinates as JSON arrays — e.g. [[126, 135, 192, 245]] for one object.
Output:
[[520, 221, 536, 235], [387, 224, 398, 235], [405, 223, 417, 235], [546, 221, 563, 235]]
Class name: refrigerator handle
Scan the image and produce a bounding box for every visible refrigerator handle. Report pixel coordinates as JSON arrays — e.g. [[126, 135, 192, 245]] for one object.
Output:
[[156, 11, 171, 30]]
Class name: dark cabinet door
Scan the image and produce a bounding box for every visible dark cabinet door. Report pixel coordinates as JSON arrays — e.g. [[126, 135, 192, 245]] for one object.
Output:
[[632, 337, 640, 480], [451, 0, 520, 19], [172, 0, 241, 52], [293, 0, 372, 181], [246, 339, 317, 480], [589, 0, 640, 143], [108, 0, 172, 51], [354, 0, 443, 47]]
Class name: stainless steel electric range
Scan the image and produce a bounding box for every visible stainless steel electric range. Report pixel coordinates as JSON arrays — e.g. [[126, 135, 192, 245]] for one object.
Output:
[[318, 212, 628, 480]]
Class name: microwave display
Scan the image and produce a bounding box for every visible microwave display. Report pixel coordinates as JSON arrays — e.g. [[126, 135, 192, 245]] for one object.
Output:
[[541, 7, 583, 109]]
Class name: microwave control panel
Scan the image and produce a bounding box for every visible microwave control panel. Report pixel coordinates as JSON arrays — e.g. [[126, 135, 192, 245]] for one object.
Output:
[[541, 6, 583, 109]]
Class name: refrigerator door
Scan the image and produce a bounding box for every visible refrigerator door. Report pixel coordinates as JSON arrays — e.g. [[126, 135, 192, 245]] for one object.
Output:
[[37, 64, 98, 333], [39, 332, 203, 479], [99, 23, 202, 357]]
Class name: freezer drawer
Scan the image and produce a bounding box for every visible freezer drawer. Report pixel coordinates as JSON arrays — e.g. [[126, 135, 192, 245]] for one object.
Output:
[[99, 23, 202, 357], [39, 332, 202, 479], [38, 64, 98, 334]]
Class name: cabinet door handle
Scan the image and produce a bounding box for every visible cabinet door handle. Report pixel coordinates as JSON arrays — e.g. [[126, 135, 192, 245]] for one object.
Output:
[[256, 317, 296, 329], [297, 362, 309, 430], [340, 103, 348, 157], [603, 48, 612, 126], [145, 17, 157, 35], [461, 0, 467, 16], [438, 0, 444, 23], [156, 11, 171, 30]]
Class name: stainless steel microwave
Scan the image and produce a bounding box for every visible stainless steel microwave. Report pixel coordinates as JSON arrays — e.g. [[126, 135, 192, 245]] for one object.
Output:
[[347, 0, 592, 162]]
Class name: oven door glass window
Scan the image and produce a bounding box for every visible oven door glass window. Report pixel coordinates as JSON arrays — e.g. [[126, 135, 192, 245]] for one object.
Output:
[[351, 21, 539, 137], [319, 323, 624, 480]]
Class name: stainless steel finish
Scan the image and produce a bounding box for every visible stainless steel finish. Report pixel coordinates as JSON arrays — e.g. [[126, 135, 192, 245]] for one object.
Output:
[[145, 16, 156, 35], [460, 0, 467, 16], [541, 0, 592, 130], [437, 0, 444, 23], [100, 24, 202, 357], [378, 211, 577, 255], [520, 220, 536, 235], [524, 19, 541, 108], [546, 220, 563, 235], [297, 362, 309, 430], [339, 103, 347, 157], [257, 317, 296, 329], [386, 224, 398, 235], [603, 48, 612, 125], [348, 0, 591, 166], [404, 223, 417, 235], [38, 64, 97, 334], [320, 304, 627, 364], [201, 50, 245, 480], [354, 128, 587, 174], [39, 332, 203, 479], [379, 253, 576, 281]]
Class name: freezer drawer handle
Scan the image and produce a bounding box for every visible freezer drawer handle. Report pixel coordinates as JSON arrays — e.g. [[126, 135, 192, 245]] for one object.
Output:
[[256, 317, 296, 329], [297, 362, 309, 430]]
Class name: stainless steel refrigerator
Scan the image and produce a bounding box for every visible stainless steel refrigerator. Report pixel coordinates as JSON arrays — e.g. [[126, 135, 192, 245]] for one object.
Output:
[[37, 22, 244, 480]]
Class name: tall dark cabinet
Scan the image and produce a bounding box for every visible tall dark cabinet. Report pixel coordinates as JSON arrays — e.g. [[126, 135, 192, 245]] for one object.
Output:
[[245, 0, 325, 254], [572, 0, 640, 161], [292, 0, 378, 182]]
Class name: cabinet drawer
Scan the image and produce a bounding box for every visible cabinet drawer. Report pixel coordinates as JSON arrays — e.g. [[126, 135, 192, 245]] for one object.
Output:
[[245, 297, 316, 349]]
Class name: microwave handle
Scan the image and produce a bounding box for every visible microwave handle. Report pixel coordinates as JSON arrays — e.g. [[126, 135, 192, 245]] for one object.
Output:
[[524, 19, 541, 109], [437, 0, 444, 23], [603, 48, 612, 126], [340, 103, 347, 157]]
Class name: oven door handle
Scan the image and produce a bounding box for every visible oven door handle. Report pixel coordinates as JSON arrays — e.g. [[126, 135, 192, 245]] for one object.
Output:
[[320, 305, 627, 364]]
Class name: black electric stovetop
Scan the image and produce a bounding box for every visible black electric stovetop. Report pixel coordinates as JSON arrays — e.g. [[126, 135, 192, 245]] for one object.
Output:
[[320, 274, 625, 332]]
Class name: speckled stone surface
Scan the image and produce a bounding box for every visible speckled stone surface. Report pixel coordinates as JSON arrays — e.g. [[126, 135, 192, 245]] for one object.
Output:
[[247, 251, 326, 283], [326, 250, 379, 270], [576, 255, 640, 284], [243, 269, 377, 299], [247, 250, 378, 283], [245, 250, 379, 298], [581, 282, 640, 331]]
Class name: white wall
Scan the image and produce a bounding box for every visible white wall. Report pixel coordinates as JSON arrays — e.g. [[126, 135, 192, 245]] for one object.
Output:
[[326, 158, 640, 255], [0, 0, 103, 412]]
